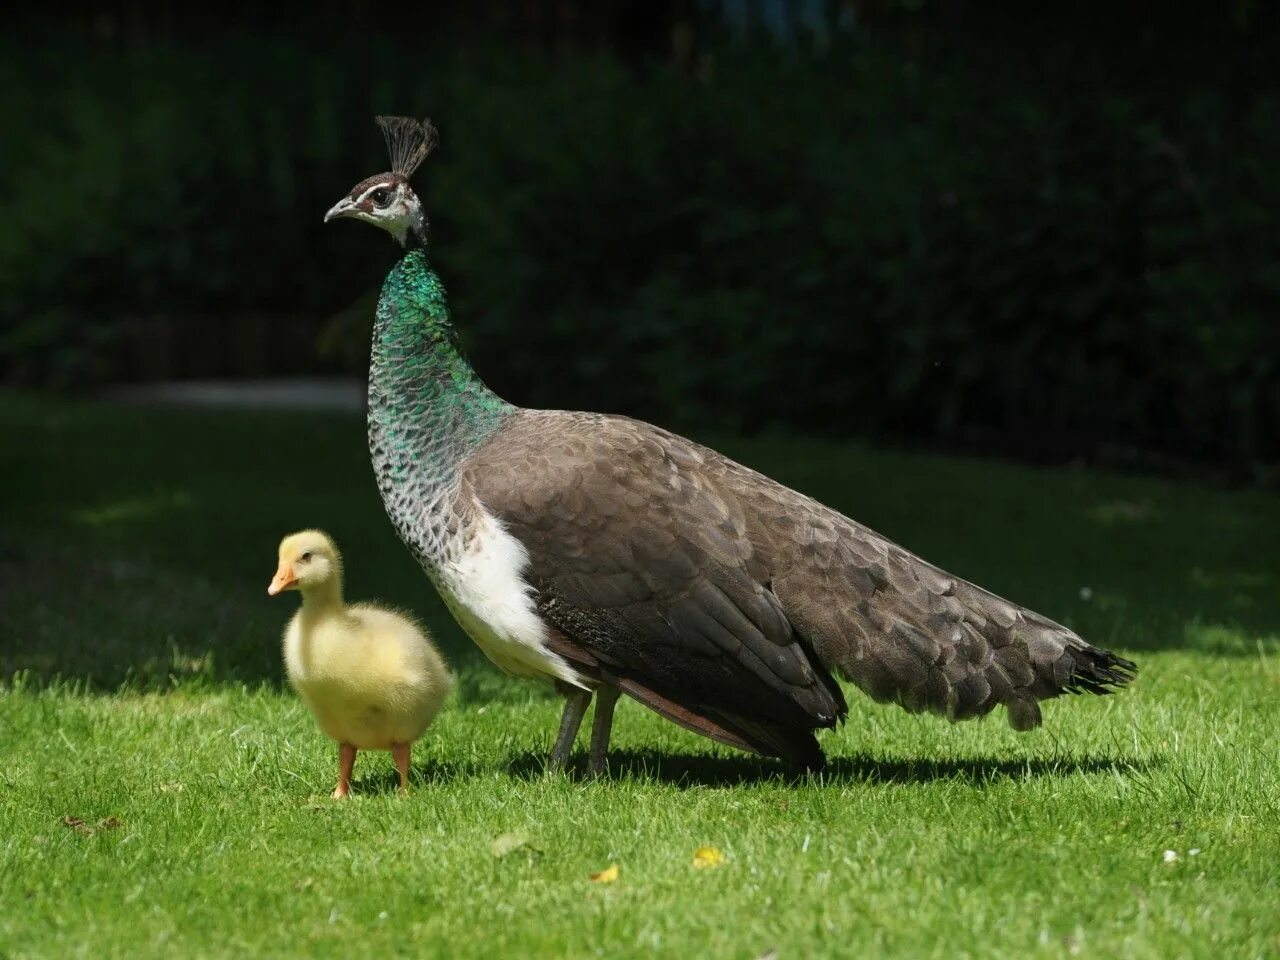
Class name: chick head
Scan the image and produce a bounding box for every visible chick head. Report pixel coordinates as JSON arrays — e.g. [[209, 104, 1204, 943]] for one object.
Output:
[[269, 529, 342, 596]]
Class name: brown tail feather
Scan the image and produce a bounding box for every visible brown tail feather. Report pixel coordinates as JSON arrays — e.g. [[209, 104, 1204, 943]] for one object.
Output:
[[1059, 644, 1138, 695], [999, 614, 1136, 729], [794, 574, 1137, 732]]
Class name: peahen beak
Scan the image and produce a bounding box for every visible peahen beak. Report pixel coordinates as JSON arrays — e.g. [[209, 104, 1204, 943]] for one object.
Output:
[[268, 563, 297, 596], [324, 198, 357, 223]]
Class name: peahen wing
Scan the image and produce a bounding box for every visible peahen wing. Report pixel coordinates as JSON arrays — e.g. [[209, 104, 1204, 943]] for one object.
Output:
[[460, 410, 847, 764]]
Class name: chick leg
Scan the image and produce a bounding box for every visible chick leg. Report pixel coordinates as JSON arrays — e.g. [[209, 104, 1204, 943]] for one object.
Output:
[[588, 685, 620, 777], [548, 684, 592, 772], [392, 742, 411, 795], [333, 742, 356, 799]]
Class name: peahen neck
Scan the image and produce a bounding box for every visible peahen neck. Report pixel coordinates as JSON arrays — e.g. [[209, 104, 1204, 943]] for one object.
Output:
[[367, 248, 513, 535]]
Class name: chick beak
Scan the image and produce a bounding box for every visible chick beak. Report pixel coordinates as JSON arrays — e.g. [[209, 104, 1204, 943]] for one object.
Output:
[[268, 563, 297, 596], [324, 197, 356, 223]]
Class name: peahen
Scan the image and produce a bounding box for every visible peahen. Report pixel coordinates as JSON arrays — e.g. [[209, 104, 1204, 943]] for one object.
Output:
[[323, 116, 1135, 774]]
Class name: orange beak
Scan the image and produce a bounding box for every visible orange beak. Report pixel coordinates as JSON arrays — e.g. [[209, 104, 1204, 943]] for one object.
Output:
[[267, 562, 297, 596]]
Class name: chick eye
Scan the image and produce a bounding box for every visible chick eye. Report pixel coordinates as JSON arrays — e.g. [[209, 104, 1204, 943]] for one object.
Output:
[[299, 552, 312, 562], [371, 188, 390, 208]]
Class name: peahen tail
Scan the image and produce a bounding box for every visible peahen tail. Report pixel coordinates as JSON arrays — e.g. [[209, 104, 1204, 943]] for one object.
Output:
[[791, 561, 1138, 734], [997, 605, 1137, 730]]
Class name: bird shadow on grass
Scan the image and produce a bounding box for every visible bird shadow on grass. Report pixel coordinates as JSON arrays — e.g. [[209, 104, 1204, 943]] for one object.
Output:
[[505, 749, 1158, 789], [347, 758, 485, 795]]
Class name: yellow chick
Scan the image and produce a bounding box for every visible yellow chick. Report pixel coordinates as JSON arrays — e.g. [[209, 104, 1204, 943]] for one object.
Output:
[[268, 529, 451, 798]]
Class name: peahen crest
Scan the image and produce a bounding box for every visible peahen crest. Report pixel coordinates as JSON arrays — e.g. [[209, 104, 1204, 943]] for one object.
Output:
[[376, 116, 438, 179]]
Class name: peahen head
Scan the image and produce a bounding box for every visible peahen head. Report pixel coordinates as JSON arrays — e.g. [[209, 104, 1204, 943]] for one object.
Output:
[[325, 116, 437, 247]]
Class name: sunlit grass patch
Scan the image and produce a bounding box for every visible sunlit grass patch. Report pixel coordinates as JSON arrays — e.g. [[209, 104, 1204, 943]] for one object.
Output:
[[2, 393, 1278, 957]]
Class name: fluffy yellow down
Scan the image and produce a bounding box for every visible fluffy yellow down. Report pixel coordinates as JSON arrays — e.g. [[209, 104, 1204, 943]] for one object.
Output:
[[272, 530, 451, 751]]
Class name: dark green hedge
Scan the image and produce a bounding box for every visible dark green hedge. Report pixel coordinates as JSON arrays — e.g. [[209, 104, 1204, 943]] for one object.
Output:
[[1, 32, 1277, 474]]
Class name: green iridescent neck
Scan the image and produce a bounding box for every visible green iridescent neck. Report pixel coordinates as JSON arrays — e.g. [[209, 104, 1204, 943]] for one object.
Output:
[[367, 248, 513, 494]]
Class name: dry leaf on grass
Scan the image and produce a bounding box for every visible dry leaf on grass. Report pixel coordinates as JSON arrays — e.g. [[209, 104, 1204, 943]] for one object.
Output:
[[692, 845, 726, 869], [62, 815, 123, 836], [589, 863, 620, 884]]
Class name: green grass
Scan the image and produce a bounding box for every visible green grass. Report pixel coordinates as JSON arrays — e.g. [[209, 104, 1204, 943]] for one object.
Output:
[[1, 392, 1278, 958]]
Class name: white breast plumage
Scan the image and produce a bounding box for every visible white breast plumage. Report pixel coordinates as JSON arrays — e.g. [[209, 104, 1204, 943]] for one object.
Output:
[[436, 506, 587, 689]]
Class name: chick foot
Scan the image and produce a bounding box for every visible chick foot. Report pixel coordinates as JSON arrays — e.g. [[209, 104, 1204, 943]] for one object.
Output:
[[333, 742, 357, 799], [392, 741, 411, 796]]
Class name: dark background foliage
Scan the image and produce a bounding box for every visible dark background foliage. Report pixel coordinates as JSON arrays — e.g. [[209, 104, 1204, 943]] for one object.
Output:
[[2, 1, 1277, 478]]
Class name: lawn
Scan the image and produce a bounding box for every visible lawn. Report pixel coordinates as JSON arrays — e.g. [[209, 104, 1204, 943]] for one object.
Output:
[[1, 392, 1278, 959]]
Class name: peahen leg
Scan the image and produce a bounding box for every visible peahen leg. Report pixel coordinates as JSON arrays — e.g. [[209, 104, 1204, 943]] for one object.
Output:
[[588, 686, 620, 777], [549, 684, 592, 771]]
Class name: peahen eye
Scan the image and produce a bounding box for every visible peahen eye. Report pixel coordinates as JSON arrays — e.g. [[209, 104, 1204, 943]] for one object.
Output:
[[371, 188, 390, 207]]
